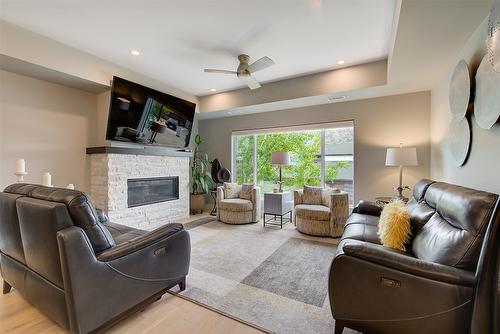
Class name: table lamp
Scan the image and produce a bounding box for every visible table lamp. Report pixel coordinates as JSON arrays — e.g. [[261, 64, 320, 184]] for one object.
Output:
[[271, 151, 290, 192], [385, 144, 418, 202]]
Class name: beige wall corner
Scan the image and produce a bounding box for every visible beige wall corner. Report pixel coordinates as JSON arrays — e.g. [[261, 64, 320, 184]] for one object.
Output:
[[0, 70, 97, 191]]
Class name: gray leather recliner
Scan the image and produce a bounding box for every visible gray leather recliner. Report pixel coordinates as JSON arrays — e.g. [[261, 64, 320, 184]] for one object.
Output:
[[0, 184, 191, 334], [329, 179, 500, 334]]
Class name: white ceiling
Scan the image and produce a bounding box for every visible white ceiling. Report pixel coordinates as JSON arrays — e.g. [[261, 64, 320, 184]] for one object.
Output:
[[0, 0, 396, 96], [199, 0, 491, 119]]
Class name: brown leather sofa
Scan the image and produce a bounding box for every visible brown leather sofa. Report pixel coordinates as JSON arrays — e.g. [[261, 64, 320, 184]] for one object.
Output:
[[329, 179, 499, 334], [0, 184, 191, 333]]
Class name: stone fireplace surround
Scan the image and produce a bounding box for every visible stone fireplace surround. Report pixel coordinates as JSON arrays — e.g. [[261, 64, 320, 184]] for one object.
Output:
[[88, 146, 190, 230]]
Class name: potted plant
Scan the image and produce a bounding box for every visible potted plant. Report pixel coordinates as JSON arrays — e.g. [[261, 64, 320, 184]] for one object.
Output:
[[190, 134, 213, 214]]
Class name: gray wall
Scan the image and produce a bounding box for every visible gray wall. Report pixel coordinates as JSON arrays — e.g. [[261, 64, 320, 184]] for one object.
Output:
[[199, 91, 431, 203], [431, 18, 500, 194], [0, 70, 97, 191]]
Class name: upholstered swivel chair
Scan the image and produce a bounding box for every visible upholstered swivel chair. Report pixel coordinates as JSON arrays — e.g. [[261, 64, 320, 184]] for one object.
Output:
[[329, 179, 500, 334], [217, 183, 261, 224], [294, 186, 349, 237], [0, 184, 191, 334]]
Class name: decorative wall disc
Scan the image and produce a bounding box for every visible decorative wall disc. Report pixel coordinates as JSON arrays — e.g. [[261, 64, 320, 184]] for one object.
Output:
[[449, 60, 471, 120], [449, 117, 471, 167], [487, 0, 500, 72], [475, 55, 500, 129]]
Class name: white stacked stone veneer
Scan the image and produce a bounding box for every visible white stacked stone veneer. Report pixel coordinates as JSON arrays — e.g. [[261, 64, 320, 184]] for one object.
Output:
[[90, 154, 189, 230]]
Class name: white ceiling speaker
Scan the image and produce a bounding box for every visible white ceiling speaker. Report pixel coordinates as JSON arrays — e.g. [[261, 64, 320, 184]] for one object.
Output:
[[204, 54, 275, 90]]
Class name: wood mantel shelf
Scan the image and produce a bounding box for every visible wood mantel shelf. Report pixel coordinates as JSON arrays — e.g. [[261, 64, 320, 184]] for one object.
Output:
[[86, 146, 193, 157]]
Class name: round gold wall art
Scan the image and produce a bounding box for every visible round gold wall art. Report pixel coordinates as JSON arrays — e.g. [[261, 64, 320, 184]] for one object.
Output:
[[448, 117, 471, 167], [475, 55, 500, 129], [449, 60, 471, 120]]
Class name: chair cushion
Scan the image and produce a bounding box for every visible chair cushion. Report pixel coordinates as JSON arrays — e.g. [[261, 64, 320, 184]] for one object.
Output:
[[223, 183, 241, 199], [341, 220, 382, 245], [219, 198, 253, 212], [295, 204, 330, 221], [239, 184, 253, 200], [408, 201, 436, 236], [303, 186, 323, 205], [345, 213, 379, 227], [413, 182, 498, 271]]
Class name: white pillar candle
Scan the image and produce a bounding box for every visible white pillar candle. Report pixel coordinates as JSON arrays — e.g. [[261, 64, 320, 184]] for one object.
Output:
[[42, 172, 52, 187], [16, 159, 26, 173], [66, 183, 75, 190]]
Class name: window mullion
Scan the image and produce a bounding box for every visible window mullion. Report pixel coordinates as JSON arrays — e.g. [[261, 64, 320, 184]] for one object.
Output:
[[231, 136, 236, 182], [320, 129, 325, 187], [253, 134, 257, 184]]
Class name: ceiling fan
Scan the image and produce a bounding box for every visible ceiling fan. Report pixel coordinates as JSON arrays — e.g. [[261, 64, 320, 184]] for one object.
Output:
[[204, 54, 275, 90]]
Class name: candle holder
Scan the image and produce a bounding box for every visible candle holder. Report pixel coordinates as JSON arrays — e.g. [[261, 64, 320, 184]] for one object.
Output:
[[14, 171, 28, 183]]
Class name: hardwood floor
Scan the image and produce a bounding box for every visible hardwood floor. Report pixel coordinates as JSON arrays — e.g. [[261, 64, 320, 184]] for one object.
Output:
[[0, 213, 264, 334], [0, 283, 263, 333]]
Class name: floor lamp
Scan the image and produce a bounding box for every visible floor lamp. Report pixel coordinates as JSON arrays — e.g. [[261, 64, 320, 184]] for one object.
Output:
[[385, 144, 418, 202]]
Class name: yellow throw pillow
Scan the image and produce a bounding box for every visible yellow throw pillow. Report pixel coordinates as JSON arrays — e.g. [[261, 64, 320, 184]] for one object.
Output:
[[378, 200, 411, 251]]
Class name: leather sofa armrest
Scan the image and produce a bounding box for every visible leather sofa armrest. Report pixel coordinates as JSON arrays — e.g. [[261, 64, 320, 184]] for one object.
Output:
[[97, 223, 184, 262], [352, 200, 383, 216], [341, 241, 475, 286], [57, 225, 190, 333]]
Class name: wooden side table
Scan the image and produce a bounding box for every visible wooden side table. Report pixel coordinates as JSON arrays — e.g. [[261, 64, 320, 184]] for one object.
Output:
[[263, 191, 293, 228]]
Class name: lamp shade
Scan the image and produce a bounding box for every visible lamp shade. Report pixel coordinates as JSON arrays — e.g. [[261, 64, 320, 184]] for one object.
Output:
[[271, 151, 291, 165], [385, 147, 418, 166]]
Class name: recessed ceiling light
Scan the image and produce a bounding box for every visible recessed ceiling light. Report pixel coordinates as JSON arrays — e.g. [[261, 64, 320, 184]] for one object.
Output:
[[210, 88, 217, 92], [328, 95, 347, 101], [337, 60, 345, 65], [130, 49, 141, 56]]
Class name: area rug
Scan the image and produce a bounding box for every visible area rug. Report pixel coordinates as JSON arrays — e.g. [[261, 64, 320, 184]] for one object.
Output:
[[183, 215, 217, 230], [171, 218, 356, 334]]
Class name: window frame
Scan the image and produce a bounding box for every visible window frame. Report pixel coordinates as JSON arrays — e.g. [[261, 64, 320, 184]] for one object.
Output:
[[231, 121, 354, 198]]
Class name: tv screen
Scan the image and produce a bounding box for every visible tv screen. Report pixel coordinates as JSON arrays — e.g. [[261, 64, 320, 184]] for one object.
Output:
[[106, 76, 196, 148]]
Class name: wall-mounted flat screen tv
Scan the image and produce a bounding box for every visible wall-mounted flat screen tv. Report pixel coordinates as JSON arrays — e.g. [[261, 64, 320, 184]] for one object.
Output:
[[106, 76, 196, 148]]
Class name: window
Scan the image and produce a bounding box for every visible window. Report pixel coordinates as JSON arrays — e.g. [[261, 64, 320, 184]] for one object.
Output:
[[233, 135, 255, 184], [232, 122, 354, 204]]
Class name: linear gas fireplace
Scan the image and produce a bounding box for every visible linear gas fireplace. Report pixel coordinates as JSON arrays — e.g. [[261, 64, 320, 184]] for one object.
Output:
[[127, 176, 179, 208]]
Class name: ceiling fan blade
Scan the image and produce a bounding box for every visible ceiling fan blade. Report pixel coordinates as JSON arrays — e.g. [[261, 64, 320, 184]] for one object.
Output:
[[248, 56, 275, 73], [204, 69, 237, 75], [245, 76, 261, 90]]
